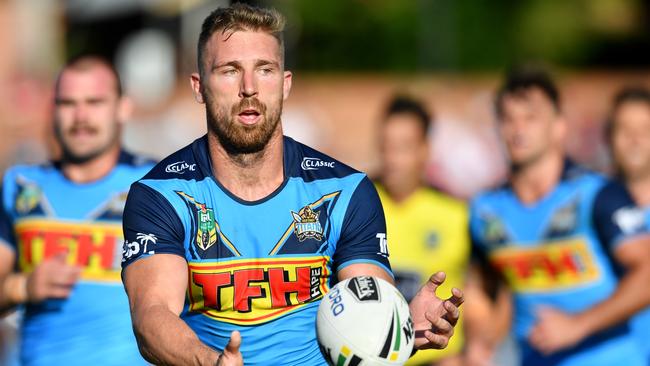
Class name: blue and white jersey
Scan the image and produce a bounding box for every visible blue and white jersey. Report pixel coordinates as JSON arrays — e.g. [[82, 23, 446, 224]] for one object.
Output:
[[630, 205, 650, 363], [121, 135, 392, 365], [469, 161, 647, 366], [0, 151, 153, 366]]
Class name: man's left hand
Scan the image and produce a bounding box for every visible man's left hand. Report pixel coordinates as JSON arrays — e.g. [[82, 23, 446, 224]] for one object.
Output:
[[409, 271, 464, 350], [528, 307, 588, 355]]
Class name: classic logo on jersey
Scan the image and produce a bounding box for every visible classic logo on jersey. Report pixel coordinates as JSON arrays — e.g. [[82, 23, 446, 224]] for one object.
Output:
[[291, 206, 323, 242], [176, 192, 218, 251], [165, 161, 196, 174], [301, 157, 335, 170], [488, 238, 600, 293], [15, 218, 123, 282], [346, 276, 380, 302], [188, 256, 330, 325]]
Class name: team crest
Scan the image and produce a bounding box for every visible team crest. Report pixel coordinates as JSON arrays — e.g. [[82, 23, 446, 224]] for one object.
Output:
[[176, 192, 218, 251], [15, 182, 41, 215], [481, 212, 509, 247], [291, 206, 323, 242]]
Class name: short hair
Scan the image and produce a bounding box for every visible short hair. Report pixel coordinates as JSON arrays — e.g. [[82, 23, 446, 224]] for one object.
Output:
[[495, 66, 560, 118], [56, 55, 123, 97], [605, 86, 650, 140], [383, 95, 432, 137], [197, 3, 286, 76]]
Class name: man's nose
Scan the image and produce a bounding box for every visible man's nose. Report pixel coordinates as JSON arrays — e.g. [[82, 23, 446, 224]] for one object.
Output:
[[239, 70, 258, 98]]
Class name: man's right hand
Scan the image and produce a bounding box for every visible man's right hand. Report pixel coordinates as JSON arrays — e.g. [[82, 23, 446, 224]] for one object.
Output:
[[26, 252, 81, 303], [216, 331, 243, 366]]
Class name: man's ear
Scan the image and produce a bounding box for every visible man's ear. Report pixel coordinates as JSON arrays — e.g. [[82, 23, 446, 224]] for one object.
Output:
[[190, 73, 205, 104], [117, 95, 133, 125], [282, 70, 292, 101]]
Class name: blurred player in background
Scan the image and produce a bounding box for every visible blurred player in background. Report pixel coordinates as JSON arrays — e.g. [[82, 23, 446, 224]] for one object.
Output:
[[0, 56, 152, 365], [606, 86, 650, 364], [468, 67, 650, 366], [120, 3, 463, 365], [375, 95, 469, 366]]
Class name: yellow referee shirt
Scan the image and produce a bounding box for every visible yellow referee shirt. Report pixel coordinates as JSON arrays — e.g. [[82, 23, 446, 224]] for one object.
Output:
[[376, 184, 470, 364]]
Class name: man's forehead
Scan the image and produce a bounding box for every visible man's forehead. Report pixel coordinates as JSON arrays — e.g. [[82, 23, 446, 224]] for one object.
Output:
[[57, 66, 117, 96], [205, 30, 282, 63], [503, 88, 553, 110]]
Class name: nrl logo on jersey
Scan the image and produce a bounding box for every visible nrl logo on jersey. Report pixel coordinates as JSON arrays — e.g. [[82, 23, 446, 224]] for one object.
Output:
[[291, 205, 324, 242], [176, 191, 217, 250]]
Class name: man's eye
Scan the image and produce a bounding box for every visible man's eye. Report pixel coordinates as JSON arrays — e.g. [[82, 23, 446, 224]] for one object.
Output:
[[222, 68, 237, 75]]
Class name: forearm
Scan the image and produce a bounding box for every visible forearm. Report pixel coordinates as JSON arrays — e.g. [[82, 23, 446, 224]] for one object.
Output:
[[133, 303, 220, 366], [576, 264, 650, 337], [0, 273, 26, 313]]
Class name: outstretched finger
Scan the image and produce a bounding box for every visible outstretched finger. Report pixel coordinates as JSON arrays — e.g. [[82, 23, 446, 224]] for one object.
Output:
[[447, 287, 464, 307], [442, 300, 460, 326], [423, 272, 446, 295], [225, 331, 241, 355]]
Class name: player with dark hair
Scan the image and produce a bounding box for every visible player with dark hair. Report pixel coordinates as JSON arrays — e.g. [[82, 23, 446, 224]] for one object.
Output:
[[121, 3, 463, 365], [375, 95, 469, 366], [468, 67, 650, 366], [606, 85, 650, 363], [0, 56, 152, 365]]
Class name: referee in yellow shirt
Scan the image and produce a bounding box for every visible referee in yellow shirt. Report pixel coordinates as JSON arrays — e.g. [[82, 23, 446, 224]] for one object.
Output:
[[375, 95, 470, 366]]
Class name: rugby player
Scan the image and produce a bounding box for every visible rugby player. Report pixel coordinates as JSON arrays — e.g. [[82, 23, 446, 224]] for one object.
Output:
[[121, 4, 463, 365], [468, 67, 650, 366], [375, 95, 469, 366], [0, 56, 152, 365], [606, 86, 650, 363]]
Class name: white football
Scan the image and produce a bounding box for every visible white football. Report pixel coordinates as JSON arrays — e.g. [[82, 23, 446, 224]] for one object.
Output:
[[317, 276, 415, 366]]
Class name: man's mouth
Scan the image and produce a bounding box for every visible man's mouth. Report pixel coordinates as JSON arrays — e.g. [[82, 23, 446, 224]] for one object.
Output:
[[237, 109, 261, 125]]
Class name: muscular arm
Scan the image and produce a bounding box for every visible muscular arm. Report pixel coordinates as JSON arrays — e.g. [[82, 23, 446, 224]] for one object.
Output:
[[576, 237, 650, 335], [337, 262, 394, 284], [529, 236, 650, 354], [0, 244, 21, 313], [123, 254, 222, 366]]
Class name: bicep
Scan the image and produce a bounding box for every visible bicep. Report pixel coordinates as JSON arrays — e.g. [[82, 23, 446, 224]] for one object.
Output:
[[613, 235, 650, 271], [337, 262, 394, 285], [123, 254, 188, 316]]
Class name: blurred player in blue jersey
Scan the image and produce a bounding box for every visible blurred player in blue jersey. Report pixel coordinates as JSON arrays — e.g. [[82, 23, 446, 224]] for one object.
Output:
[[120, 3, 463, 366], [606, 86, 650, 363], [468, 67, 650, 366], [0, 56, 152, 365]]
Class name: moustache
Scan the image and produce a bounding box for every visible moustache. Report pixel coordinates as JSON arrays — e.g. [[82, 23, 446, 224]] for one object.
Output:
[[232, 98, 266, 115]]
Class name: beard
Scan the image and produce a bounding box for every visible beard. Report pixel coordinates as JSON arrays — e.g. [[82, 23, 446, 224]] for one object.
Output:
[[204, 93, 282, 155]]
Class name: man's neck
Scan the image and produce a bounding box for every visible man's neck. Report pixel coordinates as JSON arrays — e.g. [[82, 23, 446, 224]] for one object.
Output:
[[208, 128, 285, 202], [61, 145, 121, 184], [384, 180, 420, 204], [510, 150, 564, 205], [625, 171, 650, 207]]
